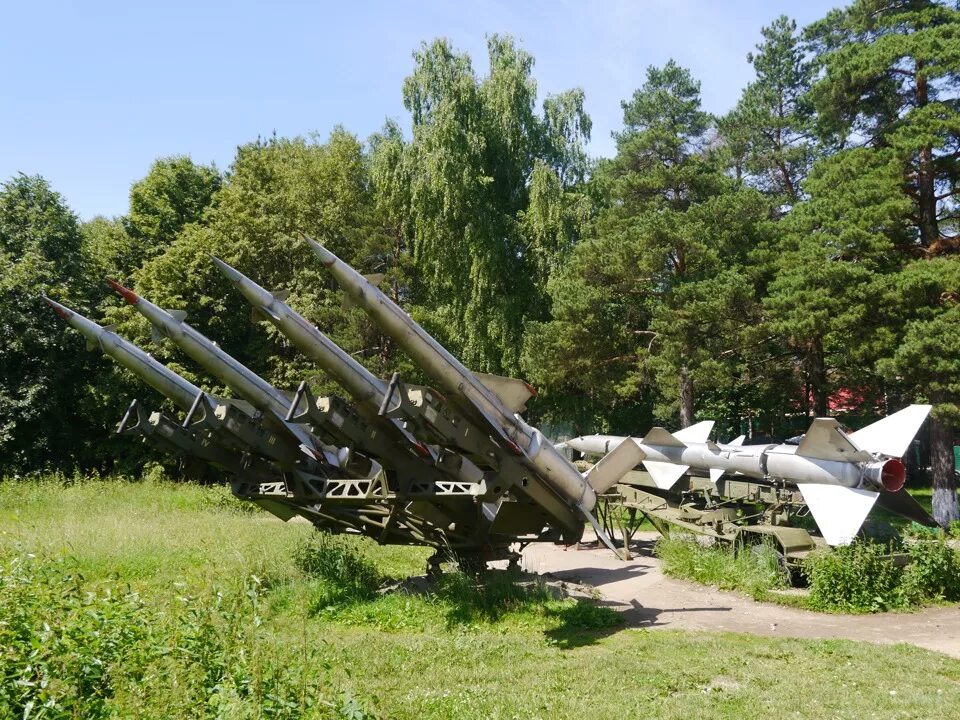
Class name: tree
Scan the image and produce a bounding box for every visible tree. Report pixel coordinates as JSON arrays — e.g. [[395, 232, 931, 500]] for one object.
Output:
[[762, 147, 911, 418], [0, 174, 93, 471], [527, 62, 772, 433], [82, 216, 138, 282], [126, 156, 221, 255], [720, 15, 817, 203], [804, 0, 960, 524], [371, 36, 591, 375], [114, 130, 388, 404]]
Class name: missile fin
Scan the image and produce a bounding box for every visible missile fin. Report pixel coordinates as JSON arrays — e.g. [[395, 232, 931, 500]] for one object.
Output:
[[643, 460, 690, 489], [709, 468, 725, 483], [150, 325, 165, 344], [729, 435, 746, 446], [270, 289, 290, 302], [796, 483, 878, 546], [165, 309, 188, 323], [584, 438, 645, 493], [642, 427, 686, 448], [475, 372, 536, 413], [342, 274, 385, 310], [673, 420, 714, 443], [849, 404, 932, 458], [796, 418, 871, 462], [876, 488, 937, 527]]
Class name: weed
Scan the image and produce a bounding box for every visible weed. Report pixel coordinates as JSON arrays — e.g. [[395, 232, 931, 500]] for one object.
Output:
[[899, 538, 960, 603], [294, 532, 384, 610], [655, 535, 788, 599], [804, 542, 902, 613]]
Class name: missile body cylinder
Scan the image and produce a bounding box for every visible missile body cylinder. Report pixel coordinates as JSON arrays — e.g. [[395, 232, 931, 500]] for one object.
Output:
[[570, 433, 904, 493], [309, 241, 598, 511], [218, 260, 387, 407], [109, 281, 322, 455], [212, 257, 493, 487], [44, 297, 201, 411]]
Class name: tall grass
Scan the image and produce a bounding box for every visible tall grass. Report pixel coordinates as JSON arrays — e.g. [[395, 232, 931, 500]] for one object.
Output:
[[655, 535, 789, 599]]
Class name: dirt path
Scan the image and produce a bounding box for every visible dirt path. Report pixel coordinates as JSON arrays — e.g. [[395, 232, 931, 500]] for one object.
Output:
[[512, 533, 960, 658]]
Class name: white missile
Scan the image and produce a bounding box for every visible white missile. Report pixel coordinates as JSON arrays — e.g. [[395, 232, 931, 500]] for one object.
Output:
[[566, 406, 933, 546]]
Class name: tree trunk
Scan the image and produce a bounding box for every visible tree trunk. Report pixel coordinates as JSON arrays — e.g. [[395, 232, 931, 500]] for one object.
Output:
[[808, 337, 828, 417], [930, 410, 959, 528], [679, 366, 694, 428]]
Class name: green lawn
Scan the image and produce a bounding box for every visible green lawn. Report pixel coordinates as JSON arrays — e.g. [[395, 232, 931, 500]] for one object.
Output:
[[1, 477, 958, 719]]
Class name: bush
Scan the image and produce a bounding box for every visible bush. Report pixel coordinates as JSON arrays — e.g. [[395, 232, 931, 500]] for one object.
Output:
[[899, 538, 960, 604], [294, 532, 384, 609], [655, 535, 788, 600], [804, 542, 903, 613]]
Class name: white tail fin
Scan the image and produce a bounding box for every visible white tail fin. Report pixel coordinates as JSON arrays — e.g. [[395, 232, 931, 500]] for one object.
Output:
[[643, 460, 690, 489], [728, 435, 746, 446], [849, 404, 932, 458], [709, 467, 725, 483], [673, 420, 714, 443], [797, 484, 878, 546], [584, 438, 646, 493]]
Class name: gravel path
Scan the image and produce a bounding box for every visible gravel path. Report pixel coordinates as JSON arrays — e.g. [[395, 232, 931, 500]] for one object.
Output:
[[512, 532, 960, 658]]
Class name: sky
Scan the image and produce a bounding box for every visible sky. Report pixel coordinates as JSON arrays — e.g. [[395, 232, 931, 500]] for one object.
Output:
[[2, 0, 841, 221]]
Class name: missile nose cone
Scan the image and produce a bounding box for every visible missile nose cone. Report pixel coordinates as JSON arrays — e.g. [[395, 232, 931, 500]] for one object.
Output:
[[107, 278, 139, 305], [304, 236, 338, 267], [210, 255, 243, 284], [42, 295, 73, 320]]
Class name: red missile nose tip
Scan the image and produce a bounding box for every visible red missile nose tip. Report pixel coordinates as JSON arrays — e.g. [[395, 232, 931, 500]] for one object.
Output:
[[106, 278, 139, 305], [43, 297, 72, 320]]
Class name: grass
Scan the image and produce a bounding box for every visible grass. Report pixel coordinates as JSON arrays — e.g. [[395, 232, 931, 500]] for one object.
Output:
[[654, 534, 790, 600], [1, 476, 960, 719]]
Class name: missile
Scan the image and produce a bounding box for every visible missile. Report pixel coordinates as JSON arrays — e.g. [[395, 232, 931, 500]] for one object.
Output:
[[208, 256, 388, 408], [566, 405, 934, 545], [208, 256, 488, 473], [43, 296, 309, 464], [43, 296, 202, 411], [305, 240, 640, 529], [106, 278, 342, 468]]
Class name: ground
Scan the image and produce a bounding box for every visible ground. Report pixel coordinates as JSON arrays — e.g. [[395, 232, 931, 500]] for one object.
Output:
[[510, 532, 960, 657], [1, 478, 958, 719]]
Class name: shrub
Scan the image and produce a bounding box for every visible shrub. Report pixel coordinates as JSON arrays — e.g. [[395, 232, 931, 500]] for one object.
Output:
[[804, 542, 903, 613], [294, 532, 383, 609], [899, 538, 960, 604]]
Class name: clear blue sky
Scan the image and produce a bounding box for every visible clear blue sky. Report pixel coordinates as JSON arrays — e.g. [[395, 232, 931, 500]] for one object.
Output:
[[2, 0, 840, 221]]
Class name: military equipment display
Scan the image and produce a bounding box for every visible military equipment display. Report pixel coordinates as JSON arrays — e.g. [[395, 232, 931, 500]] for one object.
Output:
[[566, 408, 936, 565], [46, 240, 937, 577], [46, 245, 644, 572]]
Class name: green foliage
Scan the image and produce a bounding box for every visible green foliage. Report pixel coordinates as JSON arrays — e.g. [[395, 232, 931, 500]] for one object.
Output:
[[372, 35, 592, 374], [899, 538, 960, 603], [294, 532, 384, 608], [126, 155, 221, 251], [0, 548, 371, 719], [655, 535, 789, 600], [0, 174, 100, 472], [804, 542, 903, 612], [720, 15, 816, 201]]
